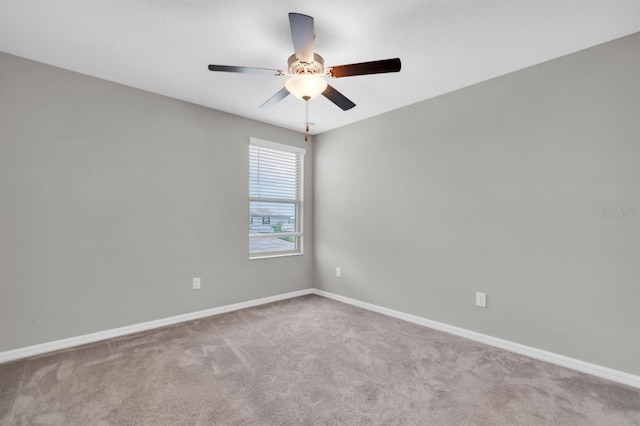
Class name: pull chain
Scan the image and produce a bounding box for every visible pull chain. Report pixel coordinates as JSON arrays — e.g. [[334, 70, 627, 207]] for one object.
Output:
[[304, 100, 309, 142]]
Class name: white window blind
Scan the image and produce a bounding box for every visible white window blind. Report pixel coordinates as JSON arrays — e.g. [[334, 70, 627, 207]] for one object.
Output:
[[249, 138, 305, 258]]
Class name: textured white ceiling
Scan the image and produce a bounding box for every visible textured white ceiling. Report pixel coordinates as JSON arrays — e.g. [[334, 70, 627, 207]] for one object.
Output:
[[1, 1, 639, 135]]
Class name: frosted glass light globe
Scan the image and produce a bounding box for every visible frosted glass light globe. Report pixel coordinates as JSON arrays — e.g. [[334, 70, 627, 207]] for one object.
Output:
[[285, 74, 328, 101]]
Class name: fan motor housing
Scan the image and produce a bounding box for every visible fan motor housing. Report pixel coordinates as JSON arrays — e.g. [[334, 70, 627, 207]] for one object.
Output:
[[287, 53, 324, 75]]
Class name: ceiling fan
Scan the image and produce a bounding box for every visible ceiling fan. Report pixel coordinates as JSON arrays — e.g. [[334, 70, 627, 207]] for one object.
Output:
[[208, 12, 401, 138]]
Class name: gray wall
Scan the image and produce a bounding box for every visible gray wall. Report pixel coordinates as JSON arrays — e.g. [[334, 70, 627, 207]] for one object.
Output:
[[314, 34, 640, 375], [0, 53, 313, 352]]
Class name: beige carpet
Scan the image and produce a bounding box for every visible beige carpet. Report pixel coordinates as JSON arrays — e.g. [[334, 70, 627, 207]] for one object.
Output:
[[1, 295, 639, 425]]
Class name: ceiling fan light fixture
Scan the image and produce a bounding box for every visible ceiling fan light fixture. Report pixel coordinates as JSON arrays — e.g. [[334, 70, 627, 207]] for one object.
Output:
[[285, 74, 327, 101]]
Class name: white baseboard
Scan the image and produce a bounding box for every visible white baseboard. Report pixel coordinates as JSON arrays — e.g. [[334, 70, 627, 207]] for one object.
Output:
[[0, 288, 314, 364], [311, 289, 640, 389], [2, 287, 638, 390]]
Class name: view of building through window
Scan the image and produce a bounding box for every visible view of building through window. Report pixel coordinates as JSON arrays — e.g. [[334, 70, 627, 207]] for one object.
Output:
[[249, 138, 304, 257]]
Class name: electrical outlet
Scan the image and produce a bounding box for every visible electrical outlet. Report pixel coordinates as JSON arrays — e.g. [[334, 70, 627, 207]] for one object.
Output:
[[193, 277, 201, 290], [336, 267, 341, 278], [475, 292, 487, 308]]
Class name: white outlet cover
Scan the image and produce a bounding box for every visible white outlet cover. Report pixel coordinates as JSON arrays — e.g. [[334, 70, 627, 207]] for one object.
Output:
[[476, 292, 487, 308], [193, 277, 201, 290], [336, 267, 341, 278]]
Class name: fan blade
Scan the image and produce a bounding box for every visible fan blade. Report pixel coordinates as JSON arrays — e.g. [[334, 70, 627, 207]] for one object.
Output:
[[259, 87, 290, 109], [289, 13, 315, 63], [208, 65, 284, 76], [327, 58, 401, 78], [322, 85, 356, 111]]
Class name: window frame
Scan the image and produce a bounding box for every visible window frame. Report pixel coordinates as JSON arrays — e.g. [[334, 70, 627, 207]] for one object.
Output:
[[248, 137, 305, 259]]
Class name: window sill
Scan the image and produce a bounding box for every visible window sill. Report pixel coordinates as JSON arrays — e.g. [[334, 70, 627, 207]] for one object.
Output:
[[249, 252, 303, 260]]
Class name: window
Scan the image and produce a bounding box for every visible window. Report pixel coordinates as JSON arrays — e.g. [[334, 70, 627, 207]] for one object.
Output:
[[249, 138, 305, 258]]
